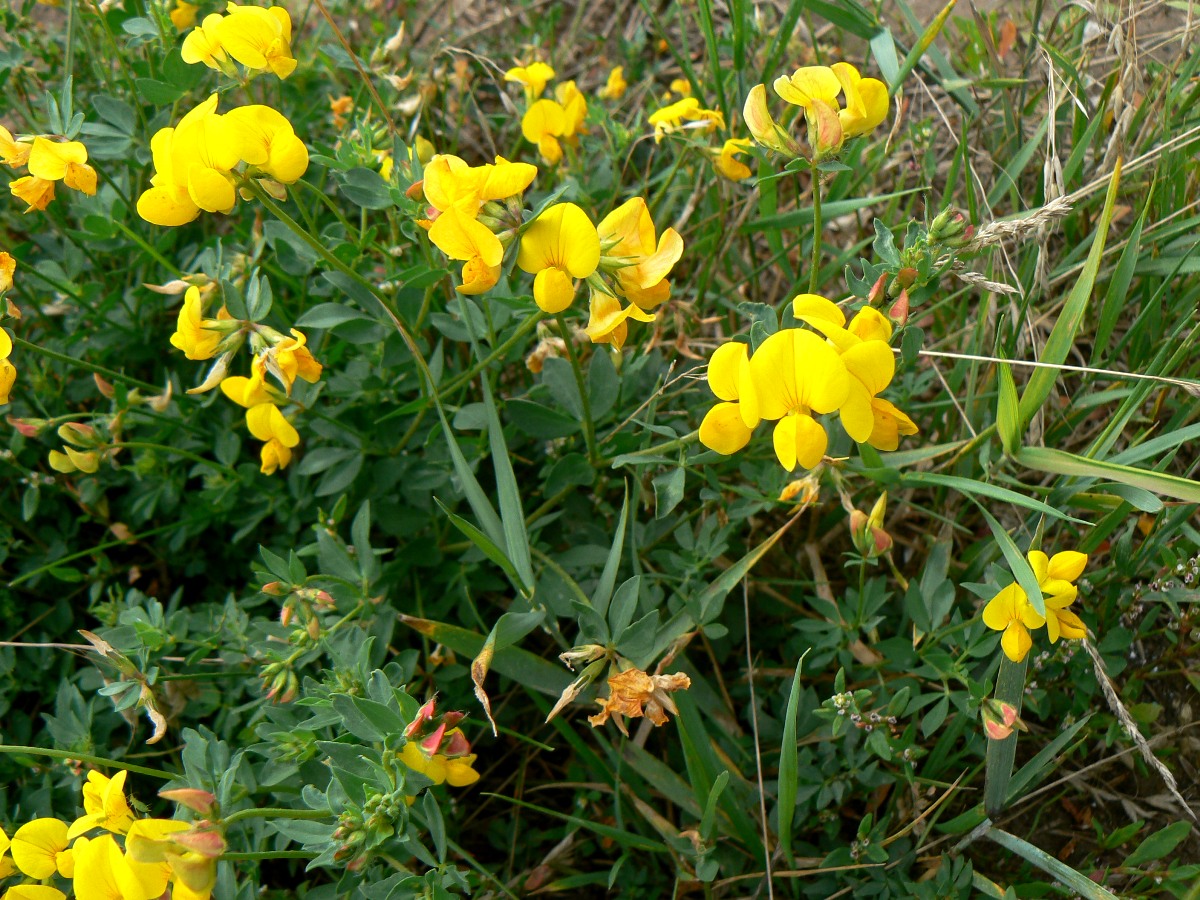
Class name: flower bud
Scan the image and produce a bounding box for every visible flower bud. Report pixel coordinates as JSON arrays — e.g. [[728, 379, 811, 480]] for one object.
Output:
[[867, 272, 888, 306], [743, 84, 802, 158], [850, 494, 892, 559], [981, 698, 1025, 741], [158, 788, 218, 817], [888, 289, 909, 327], [262, 581, 290, 597], [58, 421, 101, 447], [8, 416, 48, 437], [558, 644, 607, 670], [779, 475, 820, 504]]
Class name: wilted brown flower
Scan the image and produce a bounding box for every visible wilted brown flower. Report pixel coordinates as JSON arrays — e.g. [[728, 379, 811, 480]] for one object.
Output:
[[588, 667, 691, 736]]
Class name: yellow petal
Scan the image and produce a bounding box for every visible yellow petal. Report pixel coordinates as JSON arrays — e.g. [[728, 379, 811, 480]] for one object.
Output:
[[867, 397, 917, 450], [0, 357, 14, 405], [699, 402, 754, 455], [517, 202, 600, 278], [187, 166, 236, 214], [521, 99, 566, 145], [706, 341, 748, 401], [1047, 550, 1087, 583], [773, 66, 841, 107], [428, 207, 503, 266], [532, 266, 575, 313], [260, 437, 292, 474], [839, 377, 875, 443], [246, 403, 299, 447], [841, 339, 895, 396], [1001, 622, 1032, 663], [982, 583, 1022, 631], [479, 158, 537, 201], [457, 257, 501, 295], [1055, 608, 1087, 640], [1027, 550, 1050, 584], [11, 818, 69, 879], [791, 293, 845, 326], [137, 185, 201, 226], [847, 306, 893, 342]]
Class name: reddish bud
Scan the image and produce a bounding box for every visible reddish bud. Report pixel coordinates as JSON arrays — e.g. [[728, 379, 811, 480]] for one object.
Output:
[[867, 273, 888, 305], [158, 788, 218, 817], [94, 373, 116, 399], [8, 416, 48, 437], [888, 289, 910, 326]]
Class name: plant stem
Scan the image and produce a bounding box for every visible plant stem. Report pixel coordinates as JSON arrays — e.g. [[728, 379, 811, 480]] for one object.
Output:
[[603, 429, 700, 468], [440, 311, 545, 397], [222, 806, 330, 827], [808, 160, 823, 294], [13, 337, 163, 394], [554, 314, 598, 464], [223, 851, 316, 861], [109, 442, 236, 474], [0, 745, 175, 779], [112, 220, 184, 278]]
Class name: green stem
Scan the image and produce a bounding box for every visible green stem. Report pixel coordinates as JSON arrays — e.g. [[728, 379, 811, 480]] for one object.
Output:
[[439, 311, 545, 397], [554, 314, 598, 464], [223, 850, 316, 861], [109, 442, 236, 474], [222, 806, 330, 827], [13, 337, 163, 394], [603, 429, 700, 468], [808, 160, 823, 294], [8, 521, 183, 588], [111, 219, 183, 279], [0, 744, 175, 779]]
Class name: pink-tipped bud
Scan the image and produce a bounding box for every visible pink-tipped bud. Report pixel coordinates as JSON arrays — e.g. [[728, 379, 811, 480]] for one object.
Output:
[[159, 788, 218, 817], [418, 722, 448, 755], [867, 273, 888, 306], [888, 289, 910, 327], [171, 828, 227, 858], [262, 582, 289, 597], [94, 373, 116, 399], [58, 421, 100, 447], [439, 729, 471, 758], [8, 416, 48, 437]]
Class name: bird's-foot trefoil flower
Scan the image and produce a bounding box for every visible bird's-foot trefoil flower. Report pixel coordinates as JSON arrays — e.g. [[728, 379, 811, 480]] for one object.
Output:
[[597, 197, 683, 309], [771, 62, 888, 159], [504, 61, 555, 102], [517, 202, 601, 313], [599, 65, 627, 100], [584, 288, 655, 351], [647, 97, 724, 143], [588, 668, 692, 736]]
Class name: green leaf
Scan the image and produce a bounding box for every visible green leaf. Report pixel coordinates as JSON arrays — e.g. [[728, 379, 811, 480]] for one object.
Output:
[[776, 651, 809, 865], [988, 828, 1120, 899], [985, 655, 1028, 819], [652, 468, 685, 519], [1017, 446, 1200, 504], [1007, 713, 1093, 802], [979, 506, 1044, 617], [435, 498, 524, 589], [1124, 821, 1192, 867], [995, 356, 1020, 456], [592, 489, 629, 619], [480, 375, 534, 595], [1018, 160, 1122, 428], [338, 167, 395, 209], [482, 793, 666, 853], [900, 472, 1086, 523], [330, 693, 405, 743]]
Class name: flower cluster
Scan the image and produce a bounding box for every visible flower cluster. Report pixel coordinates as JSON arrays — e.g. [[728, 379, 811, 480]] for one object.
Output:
[[983, 549, 1089, 663], [136, 95, 308, 227], [2, 126, 96, 213], [399, 698, 481, 788], [744, 62, 888, 161], [0, 770, 224, 900], [647, 89, 755, 183], [167, 282, 322, 475], [698, 294, 917, 470], [181, 2, 297, 79], [416, 154, 683, 350], [507, 62, 589, 165]]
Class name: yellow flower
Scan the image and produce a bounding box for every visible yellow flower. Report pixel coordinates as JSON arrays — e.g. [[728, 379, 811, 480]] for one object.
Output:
[[220, 372, 274, 408], [504, 61, 555, 101], [170, 0, 199, 30], [246, 403, 300, 473], [0, 324, 14, 406], [773, 62, 888, 158], [10, 818, 72, 879], [264, 329, 323, 392], [181, 13, 228, 71], [224, 105, 309, 184], [137, 95, 243, 226], [170, 286, 225, 360], [428, 205, 503, 295], [555, 80, 588, 138], [712, 137, 753, 181], [73, 833, 168, 900], [0, 250, 14, 294], [216, 3, 297, 79], [588, 668, 691, 736], [647, 97, 724, 143], [521, 99, 568, 165], [599, 65, 627, 100], [422, 154, 536, 216], [583, 289, 654, 351], [742, 83, 802, 157], [0, 124, 32, 167], [792, 294, 916, 451], [70, 769, 136, 837], [10, 175, 56, 212], [400, 739, 481, 787], [517, 202, 601, 313], [698, 340, 760, 456], [596, 197, 683, 309], [126, 818, 222, 900], [1028, 550, 1089, 642], [982, 583, 1046, 663], [750, 328, 850, 471], [667, 78, 692, 98]]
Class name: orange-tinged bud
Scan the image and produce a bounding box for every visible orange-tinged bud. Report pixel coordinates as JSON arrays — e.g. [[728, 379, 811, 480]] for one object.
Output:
[[58, 421, 100, 447], [888, 289, 909, 327], [158, 788, 218, 817]]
